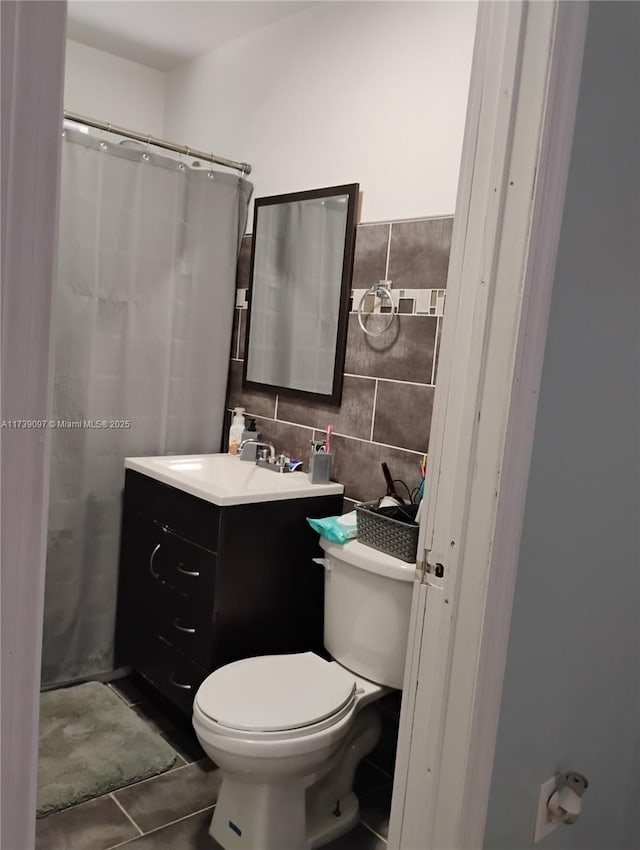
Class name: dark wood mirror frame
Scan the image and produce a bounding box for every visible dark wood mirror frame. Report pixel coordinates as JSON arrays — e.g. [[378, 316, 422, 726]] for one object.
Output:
[[242, 183, 359, 405]]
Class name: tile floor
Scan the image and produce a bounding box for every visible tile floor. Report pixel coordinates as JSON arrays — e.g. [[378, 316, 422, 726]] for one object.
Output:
[[36, 677, 393, 850]]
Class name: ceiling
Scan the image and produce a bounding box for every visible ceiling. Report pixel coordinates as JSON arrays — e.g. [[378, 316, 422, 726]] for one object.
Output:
[[66, 1, 316, 71]]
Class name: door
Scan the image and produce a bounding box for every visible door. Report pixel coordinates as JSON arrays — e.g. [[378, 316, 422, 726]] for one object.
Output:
[[389, 2, 589, 848]]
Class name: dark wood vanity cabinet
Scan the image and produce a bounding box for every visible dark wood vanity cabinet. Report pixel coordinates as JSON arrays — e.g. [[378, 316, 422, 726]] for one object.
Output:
[[115, 470, 342, 715]]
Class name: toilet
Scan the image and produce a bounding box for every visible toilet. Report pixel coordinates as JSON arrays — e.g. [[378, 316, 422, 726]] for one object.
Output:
[[192, 536, 414, 850]]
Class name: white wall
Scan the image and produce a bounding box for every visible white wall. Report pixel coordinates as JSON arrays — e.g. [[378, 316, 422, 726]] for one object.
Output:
[[164, 1, 476, 224], [64, 40, 166, 137], [484, 3, 640, 848]]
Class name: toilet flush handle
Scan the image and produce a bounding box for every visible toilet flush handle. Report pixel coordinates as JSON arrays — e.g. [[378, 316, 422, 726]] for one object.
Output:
[[312, 557, 331, 571]]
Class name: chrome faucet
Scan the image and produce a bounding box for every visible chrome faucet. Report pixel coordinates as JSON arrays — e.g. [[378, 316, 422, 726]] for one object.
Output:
[[238, 438, 276, 461], [238, 439, 292, 473]]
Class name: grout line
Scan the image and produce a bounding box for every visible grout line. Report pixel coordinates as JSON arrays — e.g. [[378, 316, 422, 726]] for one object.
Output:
[[369, 379, 379, 442], [109, 755, 199, 795], [360, 820, 389, 845], [343, 373, 436, 389], [246, 413, 426, 456], [110, 793, 143, 837], [107, 805, 215, 849], [356, 213, 454, 227], [364, 757, 394, 780], [431, 316, 440, 386], [384, 223, 392, 280], [328, 431, 426, 455], [256, 415, 316, 433]]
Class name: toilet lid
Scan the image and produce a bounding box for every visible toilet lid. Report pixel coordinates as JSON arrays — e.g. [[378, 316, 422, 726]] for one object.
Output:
[[195, 652, 356, 732]]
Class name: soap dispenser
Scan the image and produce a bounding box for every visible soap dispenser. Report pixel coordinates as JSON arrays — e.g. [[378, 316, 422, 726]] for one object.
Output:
[[228, 407, 245, 455]]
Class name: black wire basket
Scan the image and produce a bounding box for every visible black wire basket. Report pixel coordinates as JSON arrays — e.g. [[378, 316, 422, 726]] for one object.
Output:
[[355, 501, 419, 563]]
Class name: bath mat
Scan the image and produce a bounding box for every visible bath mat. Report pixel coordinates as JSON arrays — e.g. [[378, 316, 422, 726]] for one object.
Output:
[[37, 681, 178, 817]]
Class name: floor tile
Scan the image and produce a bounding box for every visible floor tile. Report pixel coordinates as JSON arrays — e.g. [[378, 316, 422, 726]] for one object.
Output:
[[133, 700, 205, 764], [35, 794, 139, 850], [354, 759, 393, 798], [359, 785, 393, 841], [325, 822, 387, 849], [119, 809, 385, 850], [113, 760, 221, 834], [115, 808, 217, 850], [107, 676, 148, 707]]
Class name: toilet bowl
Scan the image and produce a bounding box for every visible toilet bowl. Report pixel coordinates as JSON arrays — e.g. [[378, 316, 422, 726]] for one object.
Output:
[[193, 538, 415, 850]]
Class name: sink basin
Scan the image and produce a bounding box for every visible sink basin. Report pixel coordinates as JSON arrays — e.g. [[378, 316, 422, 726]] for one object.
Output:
[[124, 453, 344, 506]]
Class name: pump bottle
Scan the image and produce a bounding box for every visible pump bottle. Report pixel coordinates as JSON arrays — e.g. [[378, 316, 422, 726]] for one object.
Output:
[[228, 407, 245, 455]]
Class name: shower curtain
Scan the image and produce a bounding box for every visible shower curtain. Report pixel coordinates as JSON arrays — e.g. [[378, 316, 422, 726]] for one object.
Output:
[[41, 129, 251, 686]]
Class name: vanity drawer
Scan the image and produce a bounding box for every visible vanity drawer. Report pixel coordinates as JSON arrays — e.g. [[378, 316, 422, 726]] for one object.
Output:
[[136, 637, 208, 714], [158, 531, 217, 601], [156, 587, 215, 669], [124, 470, 219, 552]]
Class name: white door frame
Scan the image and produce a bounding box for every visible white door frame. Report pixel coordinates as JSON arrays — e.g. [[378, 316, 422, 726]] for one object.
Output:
[[390, 2, 588, 848]]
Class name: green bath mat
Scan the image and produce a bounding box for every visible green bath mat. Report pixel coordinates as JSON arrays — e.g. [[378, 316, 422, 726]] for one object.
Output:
[[37, 681, 178, 817]]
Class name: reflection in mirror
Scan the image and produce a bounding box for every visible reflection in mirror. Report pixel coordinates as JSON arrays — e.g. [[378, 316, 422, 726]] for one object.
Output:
[[243, 184, 358, 403]]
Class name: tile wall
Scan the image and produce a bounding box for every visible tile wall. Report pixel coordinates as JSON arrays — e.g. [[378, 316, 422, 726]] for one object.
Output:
[[226, 216, 453, 509]]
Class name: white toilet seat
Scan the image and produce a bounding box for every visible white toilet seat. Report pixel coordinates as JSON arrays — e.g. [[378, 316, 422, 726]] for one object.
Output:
[[195, 652, 357, 739]]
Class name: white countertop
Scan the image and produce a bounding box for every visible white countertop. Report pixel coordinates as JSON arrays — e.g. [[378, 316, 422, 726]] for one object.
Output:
[[125, 453, 344, 507]]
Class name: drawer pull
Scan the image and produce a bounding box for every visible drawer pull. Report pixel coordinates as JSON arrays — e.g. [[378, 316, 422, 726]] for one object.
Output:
[[173, 618, 196, 635], [169, 672, 192, 690], [177, 563, 200, 578], [149, 543, 161, 579]]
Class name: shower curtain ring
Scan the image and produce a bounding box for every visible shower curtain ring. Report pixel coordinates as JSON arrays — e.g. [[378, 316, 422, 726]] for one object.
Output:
[[208, 154, 215, 179], [142, 134, 151, 162]]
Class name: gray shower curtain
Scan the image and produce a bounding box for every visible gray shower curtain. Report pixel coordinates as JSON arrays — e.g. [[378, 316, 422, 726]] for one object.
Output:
[[41, 129, 251, 686]]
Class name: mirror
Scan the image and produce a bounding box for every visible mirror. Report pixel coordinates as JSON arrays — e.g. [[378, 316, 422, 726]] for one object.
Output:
[[243, 183, 359, 404]]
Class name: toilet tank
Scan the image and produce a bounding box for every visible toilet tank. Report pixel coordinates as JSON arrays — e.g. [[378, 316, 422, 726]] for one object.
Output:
[[319, 538, 415, 690]]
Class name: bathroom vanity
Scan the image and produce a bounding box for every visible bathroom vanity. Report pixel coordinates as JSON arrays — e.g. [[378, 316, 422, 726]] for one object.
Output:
[[115, 454, 343, 715]]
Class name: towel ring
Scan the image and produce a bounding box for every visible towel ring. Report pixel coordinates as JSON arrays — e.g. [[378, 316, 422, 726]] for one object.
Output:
[[357, 283, 396, 337]]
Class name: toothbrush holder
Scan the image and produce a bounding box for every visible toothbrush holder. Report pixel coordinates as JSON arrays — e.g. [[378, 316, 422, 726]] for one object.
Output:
[[309, 451, 332, 484]]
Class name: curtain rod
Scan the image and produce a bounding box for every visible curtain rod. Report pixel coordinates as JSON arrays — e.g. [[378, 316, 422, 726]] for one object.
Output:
[[63, 110, 252, 176]]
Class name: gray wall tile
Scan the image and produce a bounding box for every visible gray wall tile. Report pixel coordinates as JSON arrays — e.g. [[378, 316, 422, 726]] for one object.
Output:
[[353, 223, 390, 289], [113, 760, 221, 834], [388, 217, 453, 290], [277, 376, 375, 440], [345, 315, 436, 384], [230, 310, 247, 362], [330, 434, 422, 503], [252, 417, 315, 467], [373, 381, 434, 453], [236, 235, 252, 291], [35, 794, 138, 850], [237, 310, 247, 360], [230, 309, 241, 361], [227, 360, 276, 419]]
